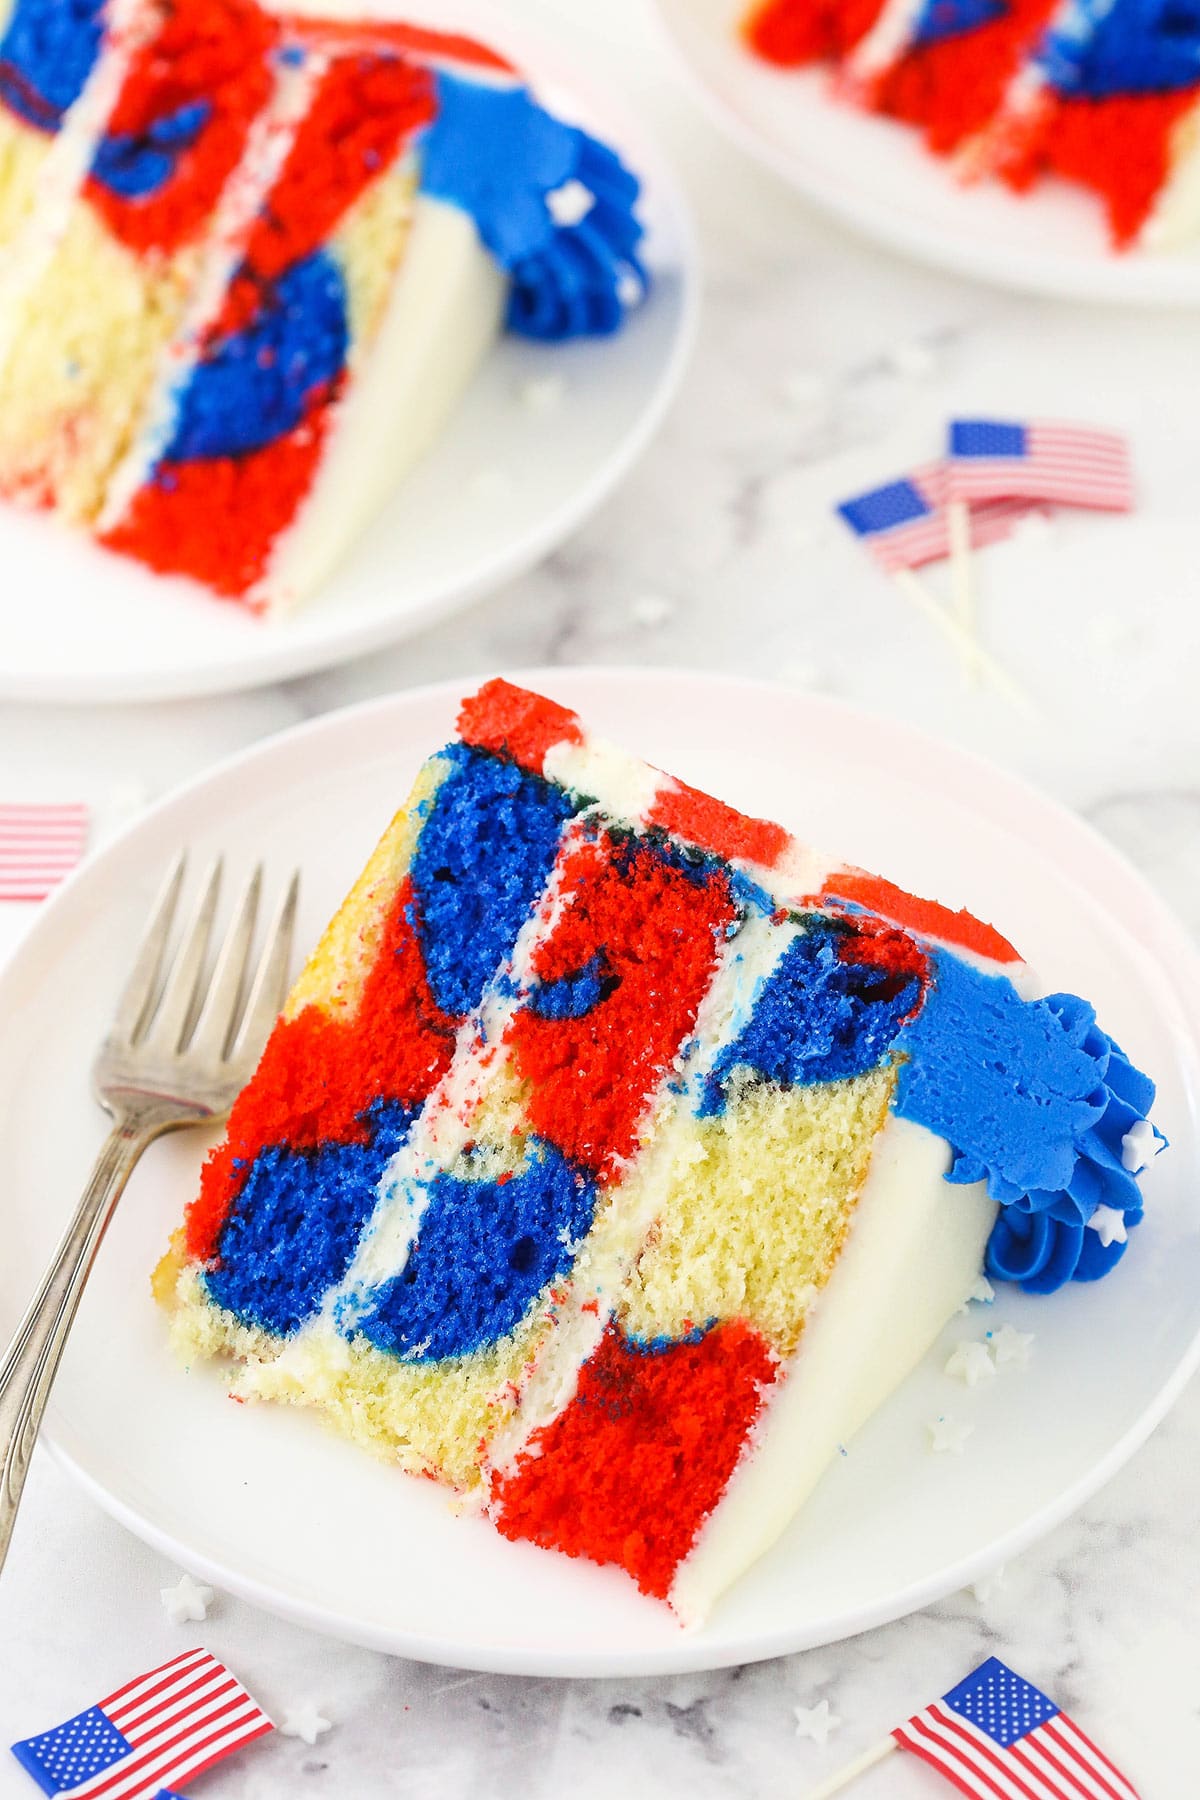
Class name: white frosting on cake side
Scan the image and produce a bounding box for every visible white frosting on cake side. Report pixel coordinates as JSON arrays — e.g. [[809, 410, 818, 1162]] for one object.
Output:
[[669, 1114, 996, 1626], [261, 193, 506, 613]]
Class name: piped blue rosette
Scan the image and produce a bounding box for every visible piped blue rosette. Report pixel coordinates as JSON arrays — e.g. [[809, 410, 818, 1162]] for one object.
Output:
[[891, 954, 1165, 1295], [418, 72, 646, 341]]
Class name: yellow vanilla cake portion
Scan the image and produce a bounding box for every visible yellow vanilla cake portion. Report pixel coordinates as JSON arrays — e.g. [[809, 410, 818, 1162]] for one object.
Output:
[[157, 681, 1161, 1622]]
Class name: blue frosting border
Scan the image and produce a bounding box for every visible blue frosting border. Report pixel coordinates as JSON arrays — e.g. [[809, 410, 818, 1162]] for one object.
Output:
[[418, 72, 646, 341]]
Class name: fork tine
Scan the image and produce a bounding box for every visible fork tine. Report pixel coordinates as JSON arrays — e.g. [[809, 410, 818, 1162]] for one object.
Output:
[[230, 869, 299, 1068], [110, 851, 187, 1046], [145, 857, 223, 1053], [189, 863, 262, 1059]]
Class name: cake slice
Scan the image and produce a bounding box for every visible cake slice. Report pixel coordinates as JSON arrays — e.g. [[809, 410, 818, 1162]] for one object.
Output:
[[741, 0, 1200, 249], [977, 0, 1200, 248], [0, 2, 645, 608], [156, 679, 1161, 1621]]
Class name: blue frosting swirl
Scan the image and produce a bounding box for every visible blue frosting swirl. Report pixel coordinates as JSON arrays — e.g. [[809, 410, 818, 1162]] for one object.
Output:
[[418, 73, 645, 341], [892, 954, 1161, 1293]]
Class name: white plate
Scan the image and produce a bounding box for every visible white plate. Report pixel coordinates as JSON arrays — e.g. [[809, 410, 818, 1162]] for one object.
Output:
[[3, 668, 1199, 1676], [0, 22, 696, 705], [654, 0, 1200, 306]]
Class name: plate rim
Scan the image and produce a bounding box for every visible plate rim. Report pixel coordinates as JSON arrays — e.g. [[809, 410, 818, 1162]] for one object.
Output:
[[650, 0, 1200, 309], [0, 49, 699, 707], [9, 664, 1200, 1676]]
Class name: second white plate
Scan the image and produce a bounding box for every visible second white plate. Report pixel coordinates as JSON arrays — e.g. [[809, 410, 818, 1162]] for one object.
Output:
[[2, 668, 1198, 1675], [0, 15, 695, 705], [655, 0, 1200, 306]]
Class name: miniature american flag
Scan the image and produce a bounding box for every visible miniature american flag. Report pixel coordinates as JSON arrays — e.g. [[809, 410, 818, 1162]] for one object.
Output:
[[11, 1647, 273, 1798], [0, 804, 89, 902], [947, 419, 1133, 511], [836, 463, 1029, 571], [892, 1656, 1140, 1799]]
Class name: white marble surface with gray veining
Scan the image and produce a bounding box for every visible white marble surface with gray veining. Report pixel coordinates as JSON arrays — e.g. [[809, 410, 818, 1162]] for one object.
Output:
[[2, 0, 1199, 1793]]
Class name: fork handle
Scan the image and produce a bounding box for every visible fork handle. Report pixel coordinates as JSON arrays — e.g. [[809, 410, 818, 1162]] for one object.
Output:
[[0, 1117, 160, 1578]]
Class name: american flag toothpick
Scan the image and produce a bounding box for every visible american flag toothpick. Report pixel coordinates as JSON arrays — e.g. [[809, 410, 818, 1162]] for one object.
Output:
[[11, 1647, 273, 1798], [834, 466, 1027, 706], [946, 419, 1134, 513], [803, 1657, 1141, 1800], [0, 803, 89, 902]]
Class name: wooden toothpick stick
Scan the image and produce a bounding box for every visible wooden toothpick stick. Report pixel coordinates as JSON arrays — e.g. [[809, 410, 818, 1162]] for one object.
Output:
[[802, 1736, 898, 1798], [891, 569, 1028, 710], [946, 497, 979, 685]]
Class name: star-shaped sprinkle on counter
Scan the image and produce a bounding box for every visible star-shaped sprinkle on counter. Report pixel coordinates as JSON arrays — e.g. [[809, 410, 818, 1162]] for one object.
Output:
[[794, 1699, 841, 1745], [972, 1564, 1007, 1604], [1121, 1119, 1158, 1173], [945, 1340, 996, 1387], [281, 1703, 333, 1746], [1088, 1204, 1128, 1248], [988, 1323, 1035, 1371], [160, 1573, 213, 1625], [959, 1273, 996, 1313], [928, 1414, 974, 1455]]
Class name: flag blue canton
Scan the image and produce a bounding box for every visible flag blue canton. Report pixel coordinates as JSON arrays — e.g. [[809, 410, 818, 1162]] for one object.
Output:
[[950, 419, 1027, 459], [914, 0, 1008, 47], [11, 1707, 131, 1795], [838, 478, 931, 536], [943, 1656, 1060, 1747]]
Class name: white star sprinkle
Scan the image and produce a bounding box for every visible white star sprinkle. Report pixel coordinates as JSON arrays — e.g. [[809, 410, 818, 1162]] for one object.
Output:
[[794, 1699, 841, 1745], [545, 178, 594, 227], [519, 374, 567, 416], [1088, 1204, 1128, 1248], [972, 1564, 1008, 1604], [160, 1573, 213, 1625], [629, 593, 674, 629], [928, 1414, 974, 1455], [280, 1703, 333, 1746], [945, 1340, 996, 1387], [988, 1323, 1035, 1371], [959, 1273, 996, 1313], [1121, 1119, 1158, 1173], [886, 340, 937, 381]]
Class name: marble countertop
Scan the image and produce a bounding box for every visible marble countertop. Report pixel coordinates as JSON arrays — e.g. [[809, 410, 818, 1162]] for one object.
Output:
[[2, 0, 1199, 1794]]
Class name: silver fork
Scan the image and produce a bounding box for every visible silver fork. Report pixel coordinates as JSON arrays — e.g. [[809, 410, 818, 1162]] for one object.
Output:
[[0, 852, 299, 1579]]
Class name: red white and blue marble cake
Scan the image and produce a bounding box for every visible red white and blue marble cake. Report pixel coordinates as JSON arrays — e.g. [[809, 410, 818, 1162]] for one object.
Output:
[[155, 680, 1162, 1619], [743, 0, 1200, 249], [0, 1, 644, 608]]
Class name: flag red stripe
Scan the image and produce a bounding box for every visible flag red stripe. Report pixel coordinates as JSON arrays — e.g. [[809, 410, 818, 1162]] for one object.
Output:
[[100, 1648, 212, 1711], [895, 1720, 1000, 1792], [895, 1717, 1007, 1798], [929, 1704, 1046, 1800], [147, 1716, 274, 1797], [121, 1675, 238, 1745], [1044, 1716, 1135, 1799], [1053, 1714, 1140, 1799], [105, 1653, 219, 1725], [1011, 1732, 1089, 1799]]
